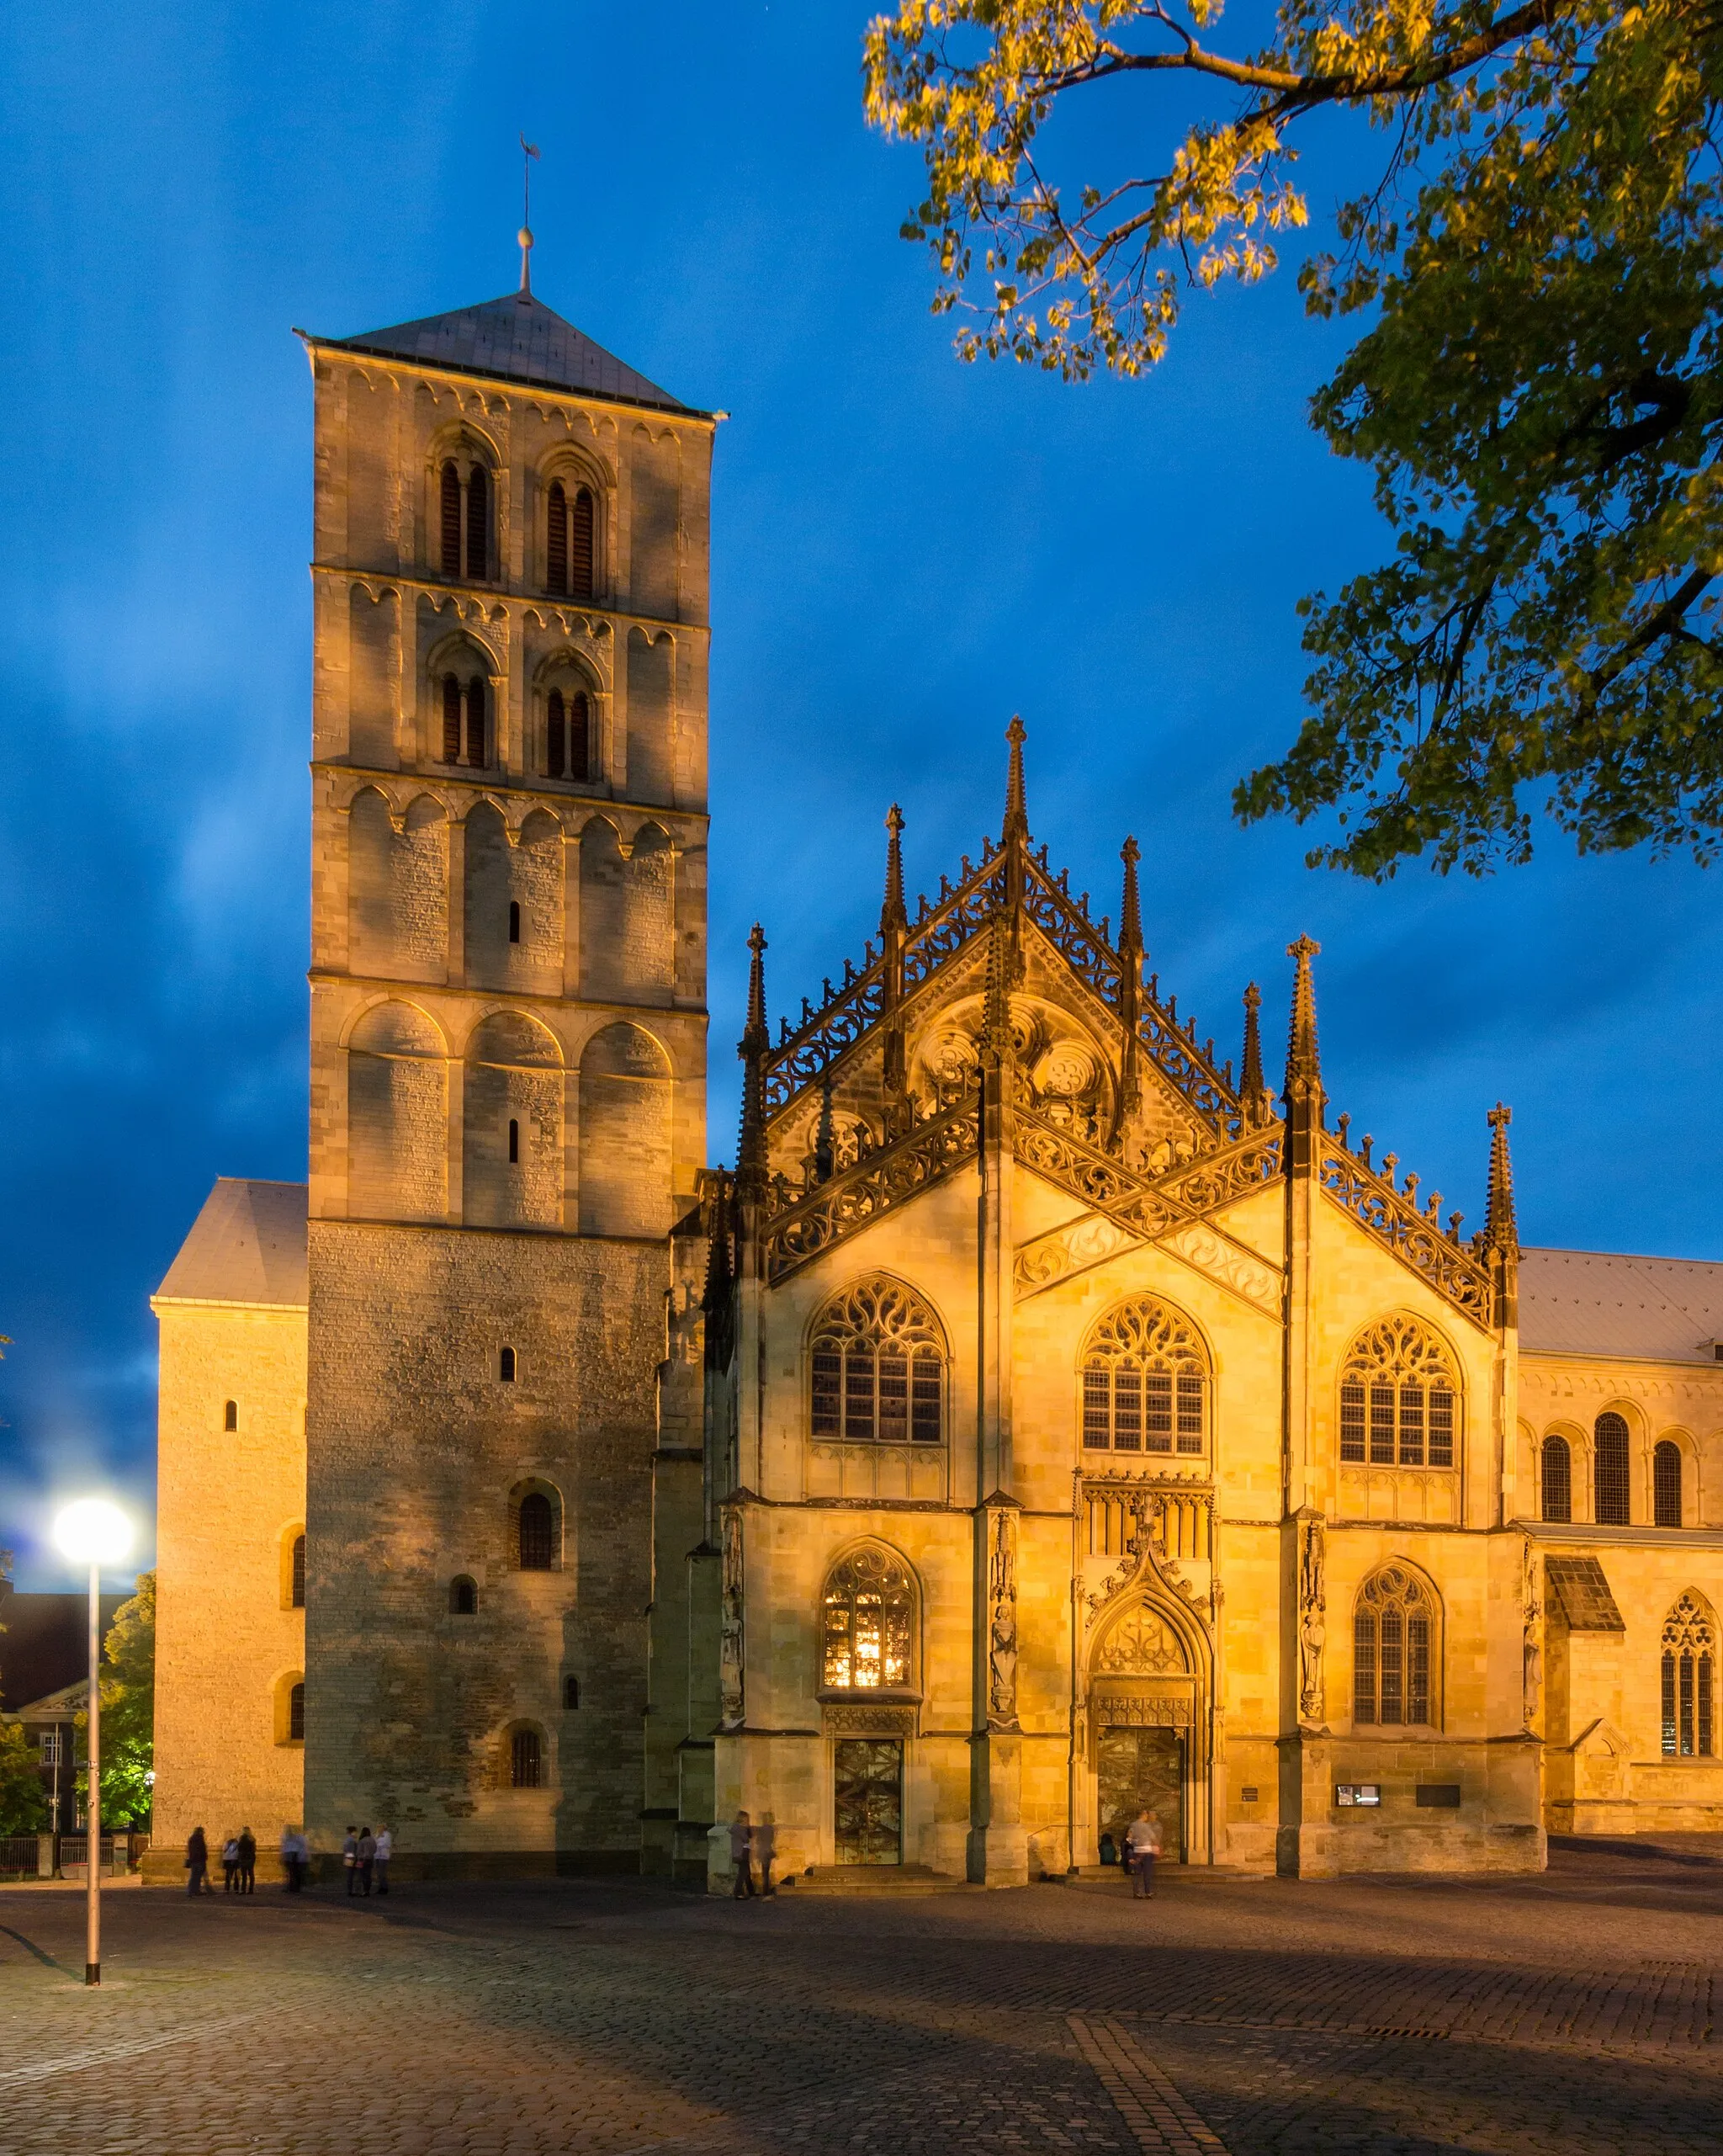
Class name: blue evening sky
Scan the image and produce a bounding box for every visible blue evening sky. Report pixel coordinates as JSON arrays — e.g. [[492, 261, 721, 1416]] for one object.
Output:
[[0, 3, 1708, 1587]]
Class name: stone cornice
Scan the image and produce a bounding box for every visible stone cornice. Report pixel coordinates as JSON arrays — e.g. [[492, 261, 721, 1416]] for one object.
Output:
[[308, 559, 710, 643]]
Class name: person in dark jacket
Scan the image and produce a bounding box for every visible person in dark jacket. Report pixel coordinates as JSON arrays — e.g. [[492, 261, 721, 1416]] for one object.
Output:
[[356, 1826, 376, 1896], [236, 1827, 257, 1895], [185, 1825, 209, 1896]]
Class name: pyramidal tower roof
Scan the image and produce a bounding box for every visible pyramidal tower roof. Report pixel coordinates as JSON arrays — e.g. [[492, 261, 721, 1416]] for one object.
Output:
[[317, 290, 701, 417]]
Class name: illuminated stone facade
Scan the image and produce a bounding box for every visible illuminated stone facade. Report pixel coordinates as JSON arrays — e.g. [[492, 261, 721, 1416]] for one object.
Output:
[[149, 280, 1722, 1885]]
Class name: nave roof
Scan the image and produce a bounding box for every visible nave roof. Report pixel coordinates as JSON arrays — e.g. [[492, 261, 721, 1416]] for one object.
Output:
[[1519, 1246, 1723, 1364]]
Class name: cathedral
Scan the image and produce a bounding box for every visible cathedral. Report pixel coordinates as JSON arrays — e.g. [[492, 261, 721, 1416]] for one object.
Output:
[[147, 271, 1723, 1886]]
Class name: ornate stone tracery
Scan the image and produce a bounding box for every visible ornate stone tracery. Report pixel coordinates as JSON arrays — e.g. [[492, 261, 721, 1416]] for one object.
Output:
[[808, 1276, 946, 1447], [1081, 1296, 1210, 1458], [821, 1543, 916, 1693], [1340, 1315, 1461, 1471]]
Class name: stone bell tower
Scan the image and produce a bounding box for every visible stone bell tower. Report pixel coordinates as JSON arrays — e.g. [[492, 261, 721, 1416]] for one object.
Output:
[[297, 279, 713, 1872]]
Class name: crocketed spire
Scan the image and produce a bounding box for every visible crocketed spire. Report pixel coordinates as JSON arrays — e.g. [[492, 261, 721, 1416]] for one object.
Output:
[[880, 804, 908, 937], [1485, 1102, 1518, 1254], [1117, 837, 1142, 961], [1240, 982, 1269, 1124], [1284, 935, 1322, 1093], [1002, 716, 1029, 845], [737, 924, 770, 1192]]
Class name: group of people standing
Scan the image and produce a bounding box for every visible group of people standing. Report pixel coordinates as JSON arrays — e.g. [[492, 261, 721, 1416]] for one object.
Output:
[[341, 1824, 390, 1895], [727, 1810, 777, 1898], [183, 1822, 392, 1895]]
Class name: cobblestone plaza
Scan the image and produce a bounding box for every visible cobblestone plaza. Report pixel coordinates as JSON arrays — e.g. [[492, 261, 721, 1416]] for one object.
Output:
[[3, 1839, 1719, 2154]]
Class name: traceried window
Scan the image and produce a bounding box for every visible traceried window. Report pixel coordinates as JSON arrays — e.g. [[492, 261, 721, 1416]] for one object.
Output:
[[1354, 1564, 1438, 1727], [821, 1545, 915, 1691], [809, 1277, 945, 1445], [1662, 1592, 1715, 1756], [1595, 1412, 1631, 1524], [1081, 1296, 1208, 1454], [1655, 1440, 1684, 1528], [1540, 1435, 1572, 1522], [1339, 1316, 1458, 1469]]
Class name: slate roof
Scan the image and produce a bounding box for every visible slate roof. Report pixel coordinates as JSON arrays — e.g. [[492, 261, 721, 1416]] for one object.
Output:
[[1519, 1246, 1723, 1364], [315, 291, 697, 415], [1544, 1556, 1626, 1633], [153, 1179, 308, 1309]]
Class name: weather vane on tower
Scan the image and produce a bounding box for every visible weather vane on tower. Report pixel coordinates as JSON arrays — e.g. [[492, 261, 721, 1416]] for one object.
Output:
[[518, 133, 540, 295]]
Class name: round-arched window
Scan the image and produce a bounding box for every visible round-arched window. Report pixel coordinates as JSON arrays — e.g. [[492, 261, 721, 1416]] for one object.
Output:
[[821, 1546, 915, 1691], [1081, 1296, 1209, 1455]]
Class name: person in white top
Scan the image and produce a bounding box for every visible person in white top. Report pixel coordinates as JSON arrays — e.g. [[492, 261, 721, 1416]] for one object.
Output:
[[373, 1825, 393, 1896], [1124, 1810, 1162, 1898]]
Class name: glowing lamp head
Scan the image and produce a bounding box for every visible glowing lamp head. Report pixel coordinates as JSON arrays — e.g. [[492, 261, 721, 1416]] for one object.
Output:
[[53, 1498, 133, 1569]]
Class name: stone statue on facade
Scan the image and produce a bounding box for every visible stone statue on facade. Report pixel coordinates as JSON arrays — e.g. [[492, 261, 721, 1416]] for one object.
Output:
[[1297, 1510, 1327, 1725], [1522, 1539, 1543, 1731], [718, 1507, 745, 1729], [987, 1508, 1018, 1726]]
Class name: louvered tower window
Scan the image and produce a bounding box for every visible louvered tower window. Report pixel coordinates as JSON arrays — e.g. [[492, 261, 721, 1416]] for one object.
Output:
[[547, 480, 569, 593], [440, 459, 462, 576], [570, 486, 595, 598], [1594, 1413, 1630, 1524], [441, 673, 463, 763], [547, 688, 566, 778], [465, 464, 489, 579], [464, 676, 486, 768]]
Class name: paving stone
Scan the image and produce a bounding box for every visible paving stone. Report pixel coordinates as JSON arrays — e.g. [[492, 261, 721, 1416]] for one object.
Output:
[[0, 1840, 1718, 2154]]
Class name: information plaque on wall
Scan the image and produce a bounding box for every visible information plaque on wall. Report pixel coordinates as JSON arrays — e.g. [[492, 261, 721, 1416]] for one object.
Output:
[[1334, 1783, 1382, 1808]]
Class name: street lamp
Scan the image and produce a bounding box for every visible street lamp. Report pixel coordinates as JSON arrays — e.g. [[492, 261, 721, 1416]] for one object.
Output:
[[51, 1498, 132, 1987]]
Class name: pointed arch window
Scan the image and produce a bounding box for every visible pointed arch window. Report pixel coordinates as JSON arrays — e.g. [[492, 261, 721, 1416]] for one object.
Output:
[[809, 1277, 945, 1445], [821, 1545, 915, 1691], [440, 459, 463, 576], [1081, 1295, 1208, 1454], [1661, 1593, 1715, 1755], [547, 479, 569, 593], [1540, 1434, 1572, 1522], [517, 1488, 555, 1569], [1654, 1440, 1683, 1528], [464, 674, 487, 767], [442, 672, 464, 763], [1594, 1412, 1630, 1524], [570, 485, 595, 599], [1354, 1564, 1438, 1727], [1339, 1315, 1458, 1469]]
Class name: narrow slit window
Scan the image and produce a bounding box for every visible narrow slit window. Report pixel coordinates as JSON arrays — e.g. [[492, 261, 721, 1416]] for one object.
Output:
[[508, 900, 521, 945], [500, 1345, 517, 1383], [224, 1399, 237, 1431], [563, 1675, 581, 1709], [507, 1118, 519, 1164], [450, 1576, 478, 1616]]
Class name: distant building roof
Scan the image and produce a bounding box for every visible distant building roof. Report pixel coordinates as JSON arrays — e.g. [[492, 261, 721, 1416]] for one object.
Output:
[[1519, 1246, 1723, 1365], [313, 291, 699, 415], [153, 1179, 308, 1309], [0, 1585, 126, 1713]]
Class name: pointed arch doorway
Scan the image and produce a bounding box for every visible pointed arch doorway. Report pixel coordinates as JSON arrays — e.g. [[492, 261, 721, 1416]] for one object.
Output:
[[1084, 1595, 1213, 1864]]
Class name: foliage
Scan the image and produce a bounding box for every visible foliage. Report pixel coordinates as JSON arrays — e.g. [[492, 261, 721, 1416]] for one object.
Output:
[[865, 1, 1723, 874], [0, 1720, 47, 1836], [75, 1571, 154, 1826]]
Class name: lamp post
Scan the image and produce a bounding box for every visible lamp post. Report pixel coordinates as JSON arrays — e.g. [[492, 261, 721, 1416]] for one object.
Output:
[[51, 1498, 132, 1987]]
